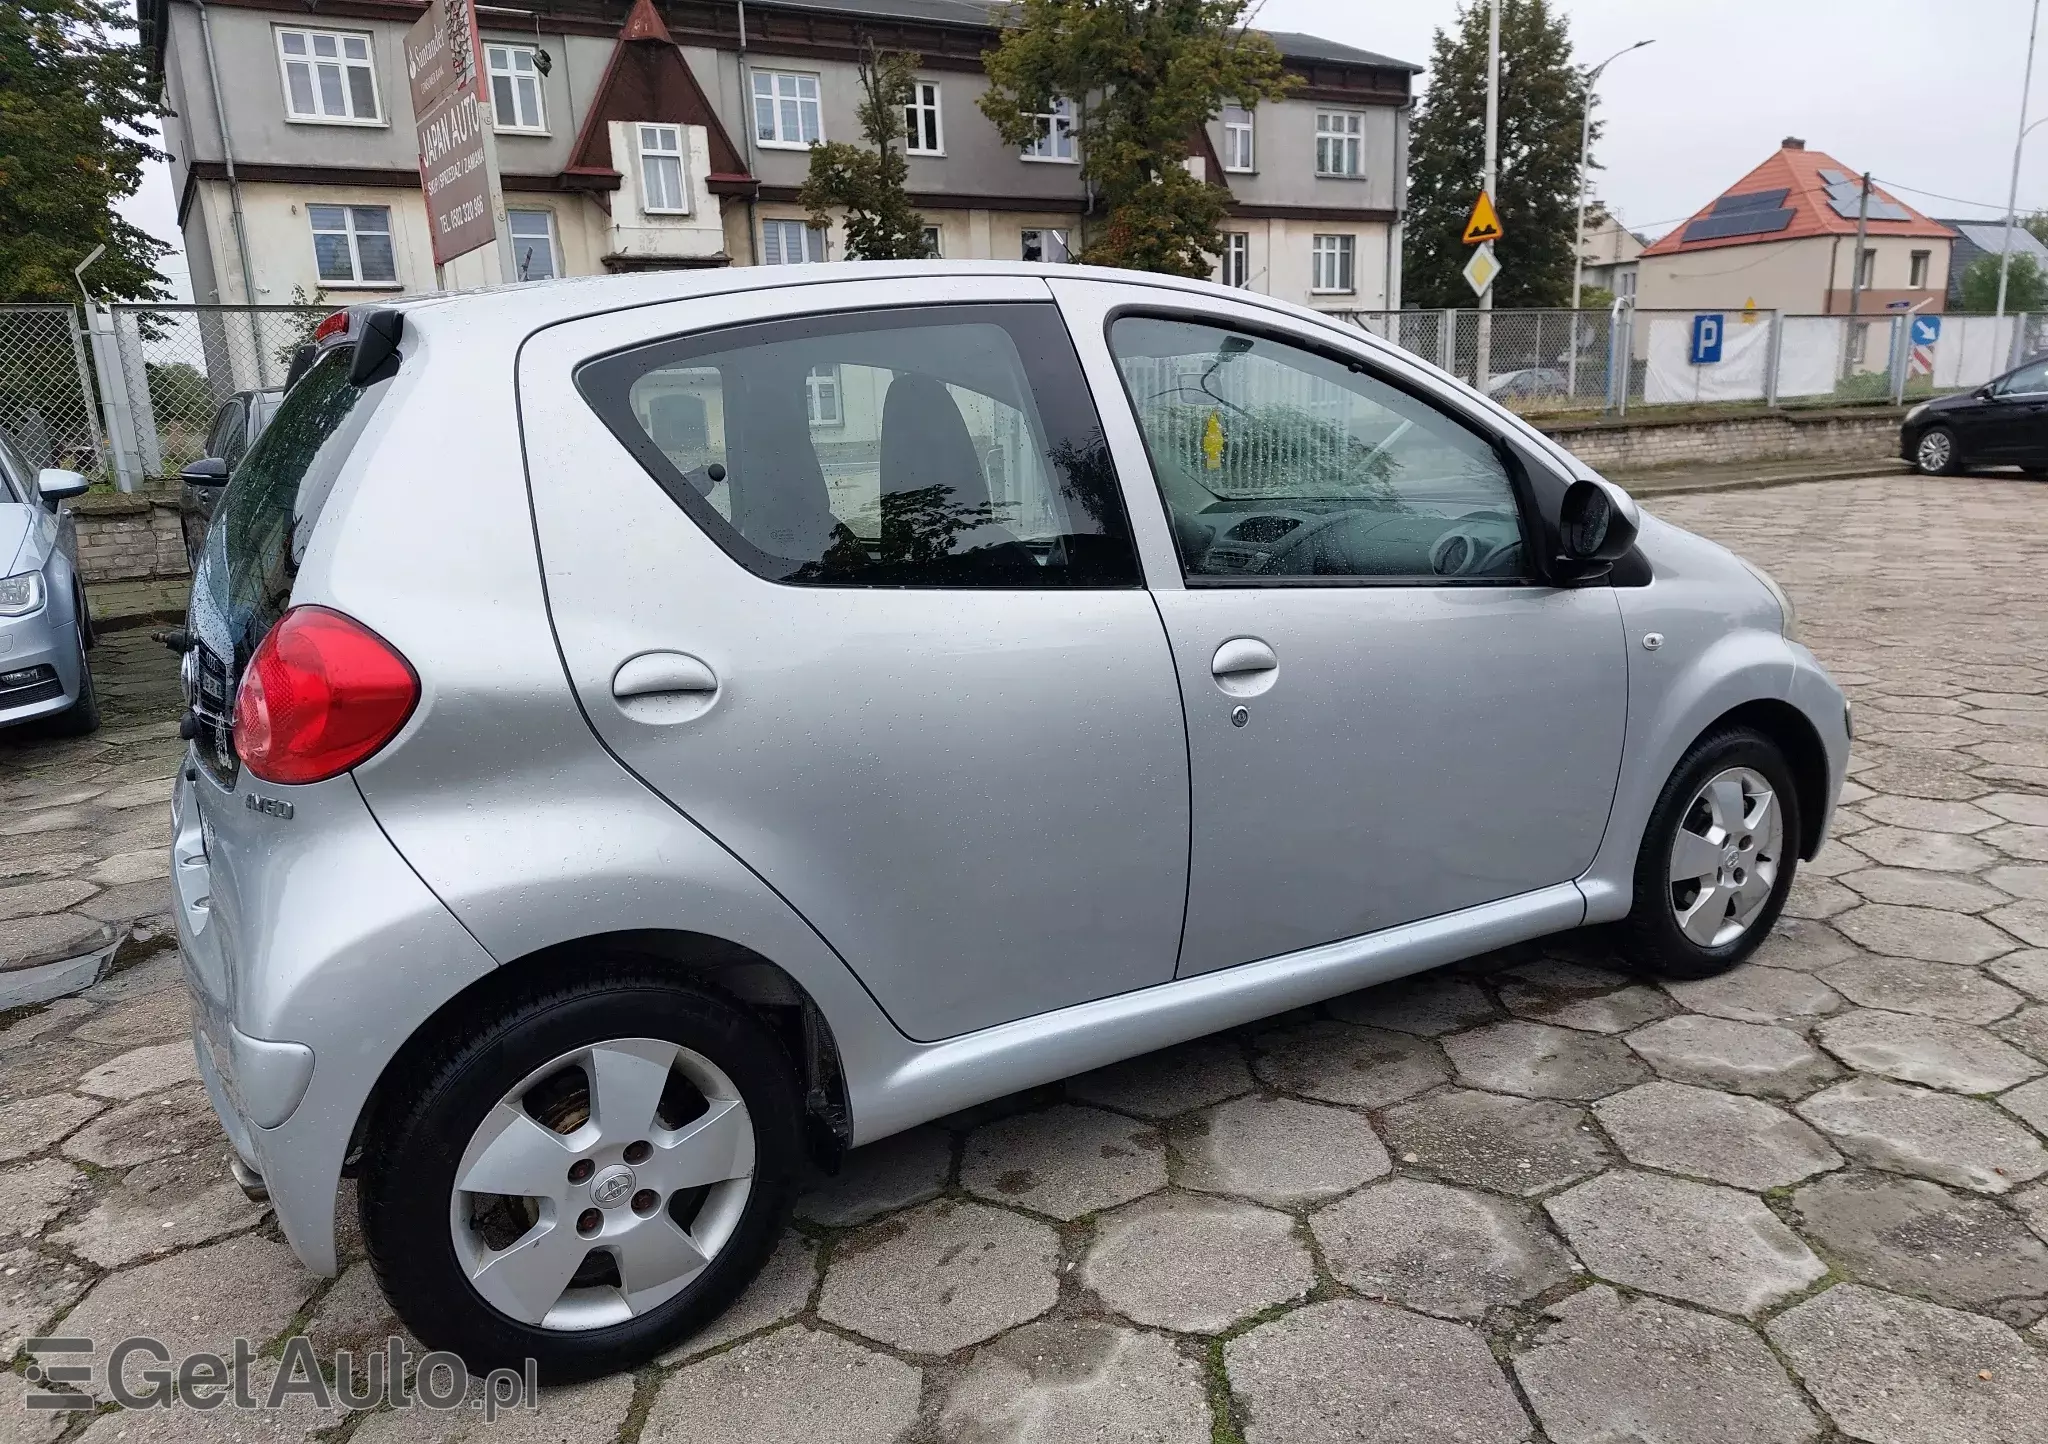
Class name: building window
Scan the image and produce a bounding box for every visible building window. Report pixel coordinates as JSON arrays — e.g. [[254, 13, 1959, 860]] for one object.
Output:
[[309, 204, 396, 285], [486, 45, 546, 133], [763, 219, 828, 264], [922, 225, 943, 258], [277, 28, 380, 124], [509, 210, 558, 281], [1617, 268, 1636, 298], [805, 365, 841, 427], [1909, 249, 1931, 288], [1221, 105, 1254, 172], [1221, 232, 1250, 288], [904, 81, 943, 155], [1315, 111, 1363, 177], [1021, 97, 1077, 162], [1021, 228, 1071, 263], [753, 70, 823, 148], [1856, 247, 1877, 289], [1311, 233, 1355, 293], [639, 124, 687, 214]]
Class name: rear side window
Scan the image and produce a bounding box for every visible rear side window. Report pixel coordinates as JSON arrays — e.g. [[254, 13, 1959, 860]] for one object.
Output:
[[576, 303, 1140, 587]]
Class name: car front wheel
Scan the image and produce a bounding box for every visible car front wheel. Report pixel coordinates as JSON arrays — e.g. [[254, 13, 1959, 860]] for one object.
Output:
[[1913, 425, 1961, 475], [360, 968, 804, 1381], [1619, 727, 1801, 980]]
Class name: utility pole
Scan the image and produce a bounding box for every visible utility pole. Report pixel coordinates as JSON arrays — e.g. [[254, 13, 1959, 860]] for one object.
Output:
[[1475, 0, 1500, 393], [1844, 172, 1871, 384], [2000, 0, 2043, 321], [1569, 39, 1653, 400]]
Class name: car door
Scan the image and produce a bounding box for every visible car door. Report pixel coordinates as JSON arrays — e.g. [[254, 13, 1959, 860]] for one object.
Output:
[[1979, 359, 2048, 460], [519, 277, 1190, 1041], [1056, 279, 1628, 977]]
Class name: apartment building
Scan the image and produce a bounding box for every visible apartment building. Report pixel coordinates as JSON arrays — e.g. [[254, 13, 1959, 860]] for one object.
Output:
[[141, 0, 1416, 311]]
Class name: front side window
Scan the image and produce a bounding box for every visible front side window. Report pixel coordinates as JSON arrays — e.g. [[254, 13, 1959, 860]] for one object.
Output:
[[904, 81, 943, 154], [762, 219, 827, 264], [309, 205, 396, 285], [277, 27, 380, 123], [509, 209, 558, 280], [1221, 232, 1250, 288], [2002, 359, 2048, 394], [1316, 111, 1363, 176], [578, 304, 1139, 588], [1022, 97, 1077, 161], [1109, 315, 1526, 583], [1222, 105, 1254, 171], [1311, 234, 1355, 293], [487, 44, 545, 132], [639, 124, 687, 213], [753, 70, 823, 147]]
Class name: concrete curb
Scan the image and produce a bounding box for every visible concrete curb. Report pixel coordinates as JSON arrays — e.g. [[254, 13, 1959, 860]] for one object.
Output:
[[1622, 460, 1911, 498]]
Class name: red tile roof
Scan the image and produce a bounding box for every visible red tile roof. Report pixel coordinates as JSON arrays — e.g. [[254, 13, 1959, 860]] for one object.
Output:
[[1641, 143, 1955, 256]]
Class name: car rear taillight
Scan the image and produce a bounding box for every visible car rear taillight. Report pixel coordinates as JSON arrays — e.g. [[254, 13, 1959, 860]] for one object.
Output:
[[233, 607, 419, 784], [313, 309, 351, 344]]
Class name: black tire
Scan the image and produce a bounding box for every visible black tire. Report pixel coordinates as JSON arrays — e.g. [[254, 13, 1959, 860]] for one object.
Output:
[[2022, 465, 2048, 479], [1913, 425, 1962, 475], [360, 968, 804, 1382], [1618, 727, 1802, 981], [45, 621, 101, 736]]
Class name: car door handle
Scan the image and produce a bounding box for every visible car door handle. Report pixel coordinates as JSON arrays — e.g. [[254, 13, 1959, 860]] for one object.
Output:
[[612, 652, 719, 700], [1211, 637, 1278, 697]]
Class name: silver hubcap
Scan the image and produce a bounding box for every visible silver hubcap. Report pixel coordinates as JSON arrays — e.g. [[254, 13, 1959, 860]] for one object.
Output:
[[1918, 431, 1951, 470], [1668, 766, 1783, 948], [449, 1038, 755, 1332]]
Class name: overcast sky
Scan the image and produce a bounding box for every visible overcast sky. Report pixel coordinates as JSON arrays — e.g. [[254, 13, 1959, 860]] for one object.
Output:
[[123, 0, 2043, 299]]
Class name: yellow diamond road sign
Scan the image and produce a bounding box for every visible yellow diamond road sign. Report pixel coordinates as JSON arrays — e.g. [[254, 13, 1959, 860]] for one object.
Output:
[[1463, 241, 1501, 298]]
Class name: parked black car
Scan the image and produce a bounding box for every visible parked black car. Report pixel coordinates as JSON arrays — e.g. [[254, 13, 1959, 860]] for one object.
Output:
[[179, 387, 282, 569], [1902, 356, 2048, 475]]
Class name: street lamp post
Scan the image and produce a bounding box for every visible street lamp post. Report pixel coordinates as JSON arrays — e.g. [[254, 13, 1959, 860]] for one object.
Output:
[[1998, 0, 2043, 321], [1568, 39, 1653, 400]]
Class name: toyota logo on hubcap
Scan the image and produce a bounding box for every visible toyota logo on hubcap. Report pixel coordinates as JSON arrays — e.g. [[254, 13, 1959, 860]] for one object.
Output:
[[590, 1165, 635, 1207]]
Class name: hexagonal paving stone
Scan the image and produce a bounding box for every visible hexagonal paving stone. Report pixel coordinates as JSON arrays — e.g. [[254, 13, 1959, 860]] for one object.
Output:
[[1311, 1177, 1573, 1320], [69, 987, 190, 1048], [1249, 1020, 1450, 1108], [1816, 1009, 2043, 1093], [0, 1245, 90, 1358], [1768, 1285, 2048, 1444], [1835, 905, 2018, 966], [2001, 1076, 2048, 1135], [58, 1083, 219, 1169], [1592, 1081, 1842, 1190], [1981, 792, 2048, 826], [644, 1327, 920, 1444], [0, 1158, 82, 1238], [1498, 980, 1674, 1034], [1991, 899, 2048, 948], [1984, 822, 2048, 862], [1442, 1020, 1647, 1100], [794, 1126, 950, 1227], [1225, 1299, 1530, 1444], [940, 1318, 1209, 1441], [660, 1231, 816, 1362], [1783, 874, 1860, 919], [1820, 956, 2023, 1024], [1066, 1037, 1253, 1120], [1544, 1171, 1825, 1316], [961, 1104, 1165, 1220], [1661, 965, 1844, 1025], [1987, 867, 2048, 902], [816, 1199, 1057, 1353], [1849, 826, 2000, 873], [1989, 950, 2048, 1001], [1176, 1093, 1390, 1207], [1380, 1088, 1609, 1196], [1796, 1077, 2048, 1194], [1514, 1286, 1820, 1444], [351, 1375, 632, 1444], [0, 911, 111, 972], [1839, 866, 2013, 913], [1749, 918, 1859, 973], [74, 1040, 198, 1100], [1996, 1005, 2048, 1062], [1792, 1171, 2048, 1318], [0, 1092, 104, 1163], [1326, 970, 1499, 1036], [1083, 1191, 1312, 1333], [1624, 1015, 1840, 1100], [1860, 796, 2000, 833], [50, 1148, 265, 1266]]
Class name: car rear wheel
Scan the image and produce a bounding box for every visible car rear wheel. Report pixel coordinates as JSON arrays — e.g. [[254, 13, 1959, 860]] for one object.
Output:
[[1619, 727, 1800, 980], [1914, 425, 1961, 475], [360, 969, 803, 1381]]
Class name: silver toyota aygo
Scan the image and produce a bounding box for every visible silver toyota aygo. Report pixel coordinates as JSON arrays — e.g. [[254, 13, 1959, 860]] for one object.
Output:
[[172, 263, 1847, 1380]]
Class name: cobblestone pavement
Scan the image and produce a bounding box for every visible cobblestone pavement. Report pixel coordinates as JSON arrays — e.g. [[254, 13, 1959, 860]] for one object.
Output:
[[5, 473, 2048, 1443]]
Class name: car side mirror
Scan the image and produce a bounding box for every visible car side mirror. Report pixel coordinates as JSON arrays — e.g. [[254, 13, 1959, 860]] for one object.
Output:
[[36, 468, 90, 502], [1556, 477, 1640, 568], [179, 457, 230, 487], [1977, 384, 1998, 399]]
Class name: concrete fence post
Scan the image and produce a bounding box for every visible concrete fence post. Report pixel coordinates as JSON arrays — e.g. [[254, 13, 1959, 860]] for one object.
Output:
[[81, 306, 144, 492], [1438, 310, 1456, 373], [1764, 312, 1785, 408]]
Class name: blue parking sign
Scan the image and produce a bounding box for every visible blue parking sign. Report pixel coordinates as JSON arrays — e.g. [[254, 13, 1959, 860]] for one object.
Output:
[[1911, 315, 1941, 347], [1690, 314, 1724, 365]]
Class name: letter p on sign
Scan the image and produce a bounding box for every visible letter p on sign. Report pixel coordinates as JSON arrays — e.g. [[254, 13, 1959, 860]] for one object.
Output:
[[1689, 314, 1723, 365]]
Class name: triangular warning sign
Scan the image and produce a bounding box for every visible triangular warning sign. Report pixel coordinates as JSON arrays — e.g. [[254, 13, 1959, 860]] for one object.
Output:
[[1462, 191, 1503, 245]]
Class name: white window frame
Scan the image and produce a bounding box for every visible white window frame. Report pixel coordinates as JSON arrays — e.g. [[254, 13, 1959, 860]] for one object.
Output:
[[1221, 231, 1250, 288], [508, 209, 559, 281], [1856, 247, 1877, 289], [762, 218, 828, 264], [308, 204, 398, 287], [1311, 233, 1356, 294], [638, 124, 688, 215], [1221, 105, 1255, 172], [1909, 249, 1931, 289], [805, 365, 842, 427], [753, 69, 824, 149], [276, 26, 382, 126], [1021, 97, 1077, 163], [1315, 111, 1364, 177], [922, 225, 943, 258], [904, 80, 943, 155], [486, 43, 547, 134]]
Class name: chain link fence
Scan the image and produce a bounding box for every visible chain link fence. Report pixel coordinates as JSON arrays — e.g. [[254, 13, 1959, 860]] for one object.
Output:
[[0, 304, 106, 476], [107, 305, 327, 479]]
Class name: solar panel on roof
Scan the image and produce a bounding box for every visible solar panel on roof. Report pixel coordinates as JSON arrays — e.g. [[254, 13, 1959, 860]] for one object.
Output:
[[1818, 169, 1849, 185], [1822, 178, 1910, 222], [1711, 188, 1791, 215], [1682, 209, 1797, 243]]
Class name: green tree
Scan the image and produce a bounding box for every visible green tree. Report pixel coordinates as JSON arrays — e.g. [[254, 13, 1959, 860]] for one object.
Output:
[[1404, 0, 1585, 309], [1960, 251, 2048, 312], [978, 0, 1291, 276], [0, 0, 169, 302], [799, 44, 928, 261], [144, 360, 211, 421]]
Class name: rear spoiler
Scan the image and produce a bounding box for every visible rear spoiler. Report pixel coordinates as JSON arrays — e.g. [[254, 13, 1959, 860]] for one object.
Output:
[[304, 306, 406, 388]]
